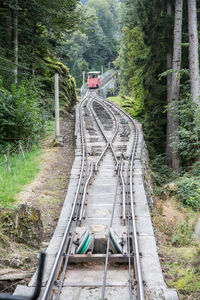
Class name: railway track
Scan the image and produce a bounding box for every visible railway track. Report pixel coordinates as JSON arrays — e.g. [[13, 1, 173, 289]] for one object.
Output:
[[40, 90, 145, 300], [14, 87, 178, 300]]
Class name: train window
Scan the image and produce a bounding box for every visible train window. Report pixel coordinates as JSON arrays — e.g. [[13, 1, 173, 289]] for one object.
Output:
[[88, 72, 101, 79]]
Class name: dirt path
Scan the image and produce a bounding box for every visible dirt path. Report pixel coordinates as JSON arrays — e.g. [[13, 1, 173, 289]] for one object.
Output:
[[16, 111, 75, 240], [0, 110, 75, 293]]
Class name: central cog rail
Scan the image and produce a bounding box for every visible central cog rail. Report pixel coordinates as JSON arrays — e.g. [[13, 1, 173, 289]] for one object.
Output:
[[41, 90, 145, 300]]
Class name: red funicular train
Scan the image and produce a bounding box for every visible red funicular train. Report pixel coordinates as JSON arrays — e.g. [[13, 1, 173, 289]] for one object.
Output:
[[87, 71, 101, 89]]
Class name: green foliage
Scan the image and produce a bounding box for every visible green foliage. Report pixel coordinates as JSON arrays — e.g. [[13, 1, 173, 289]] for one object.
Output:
[[0, 79, 45, 148], [153, 156, 200, 210], [151, 154, 178, 186], [161, 247, 200, 298], [60, 0, 120, 87], [118, 0, 169, 157], [168, 95, 200, 166], [40, 59, 77, 108], [117, 26, 149, 120], [175, 178, 200, 210], [178, 102, 200, 165], [190, 161, 200, 177], [153, 165, 176, 187], [0, 0, 79, 152], [171, 222, 194, 246], [0, 0, 82, 79]]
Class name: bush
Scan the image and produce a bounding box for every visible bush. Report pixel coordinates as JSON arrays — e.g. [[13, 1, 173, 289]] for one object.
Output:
[[0, 79, 45, 150], [151, 154, 178, 186], [176, 98, 200, 166], [176, 177, 200, 210], [190, 161, 200, 177]]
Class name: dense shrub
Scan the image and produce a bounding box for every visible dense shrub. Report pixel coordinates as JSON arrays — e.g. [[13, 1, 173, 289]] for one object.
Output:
[[151, 154, 178, 186], [0, 79, 45, 150], [175, 97, 200, 166], [190, 161, 200, 177], [176, 177, 200, 210]]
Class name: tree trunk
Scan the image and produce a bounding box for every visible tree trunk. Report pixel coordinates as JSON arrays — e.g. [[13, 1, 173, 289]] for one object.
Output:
[[188, 0, 200, 105], [170, 0, 183, 173], [6, 8, 12, 58], [165, 0, 173, 167], [13, 0, 18, 84]]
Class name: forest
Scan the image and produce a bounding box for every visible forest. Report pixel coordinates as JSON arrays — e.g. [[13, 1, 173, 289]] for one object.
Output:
[[0, 0, 121, 150], [0, 0, 200, 298], [0, 0, 81, 151], [1, 0, 199, 171], [116, 1, 200, 298]]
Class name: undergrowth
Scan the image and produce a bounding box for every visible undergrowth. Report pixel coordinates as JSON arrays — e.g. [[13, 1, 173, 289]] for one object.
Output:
[[160, 247, 200, 299], [153, 159, 200, 211], [152, 159, 200, 299]]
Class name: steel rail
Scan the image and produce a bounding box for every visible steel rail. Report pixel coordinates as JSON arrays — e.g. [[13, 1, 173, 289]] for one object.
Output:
[[41, 95, 88, 300], [95, 143, 110, 172], [92, 98, 119, 169], [53, 94, 94, 299], [86, 97, 109, 172], [97, 95, 145, 300], [78, 162, 94, 222], [119, 160, 126, 224], [43, 90, 144, 300], [127, 212, 133, 300], [101, 158, 122, 300], [129, 127, 145, 300], [53, 91, 117, 298], [93, 96, 127, 223], [90, 95, 129, 297], [88, 99, 116, 171], [90, 100, 109, 143], [78, 92, 121, 227], [54, 232, 75, 300], [92, 97, 119, 142]]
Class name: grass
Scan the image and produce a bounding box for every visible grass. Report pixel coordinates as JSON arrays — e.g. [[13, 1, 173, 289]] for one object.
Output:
[[0, 119, 55, 208], [43, 119, 55, 139], [0, 147, 41, 207]]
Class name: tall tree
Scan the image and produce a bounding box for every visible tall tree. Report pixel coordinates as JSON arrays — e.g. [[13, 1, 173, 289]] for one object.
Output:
[[170, 0, 183, 172], [166, 0, 173, 166], [118, 0, 169, 156], [13, 0, 18, 84], [188, 0, 200, 105], [60, 0, 120, 87], [0, 0, 81, 84]]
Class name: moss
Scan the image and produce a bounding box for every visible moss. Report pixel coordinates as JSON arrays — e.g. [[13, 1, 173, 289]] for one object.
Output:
[[29, 207, 40, 222], [17, 204, 43, 248], [39, 58, 77, 110], [0, 208, 16, 239]]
